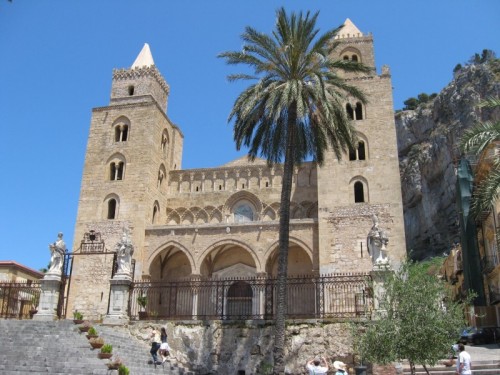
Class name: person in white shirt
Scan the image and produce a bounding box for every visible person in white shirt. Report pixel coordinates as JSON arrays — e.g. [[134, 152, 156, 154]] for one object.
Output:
[[306, 356, 329, 375], [455, 343, 472, 375]]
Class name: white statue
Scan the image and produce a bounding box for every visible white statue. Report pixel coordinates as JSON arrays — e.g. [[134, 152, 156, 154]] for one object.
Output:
[[115, 228, 134, 276], [367, 214, 389, 266], [48, 232, 66, 274]]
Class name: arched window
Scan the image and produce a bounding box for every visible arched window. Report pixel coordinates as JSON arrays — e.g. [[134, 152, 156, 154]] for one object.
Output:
[[343, 55, 349, 60], [349, 147, 357, 161], [354, 181, 365, 203], [234, 204, 254, 223], [355, 102, 363, 120], [358, 141, 366, 160], [110, 161, 124, 180], [352, 55, 358, 62], [114, 124, 128, 142], [161, 130, 169, 153], [107, 199, 117, 219], [346, 103, 354, 120], [152, 202, 160, 224]]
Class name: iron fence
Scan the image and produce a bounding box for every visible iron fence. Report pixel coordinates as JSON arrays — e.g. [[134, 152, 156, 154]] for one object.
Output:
[[0, 281, 41, 319], [129, 273, 372, 321]]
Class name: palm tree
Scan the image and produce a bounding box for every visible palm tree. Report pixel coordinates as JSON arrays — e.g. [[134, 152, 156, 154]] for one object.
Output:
[[219, 8, 369, 374], [460, 97, 500, 217]]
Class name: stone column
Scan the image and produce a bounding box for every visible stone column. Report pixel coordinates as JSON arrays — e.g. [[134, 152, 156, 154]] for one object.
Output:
[[103, 275, 132, 325], [33, 274, 61, 321]]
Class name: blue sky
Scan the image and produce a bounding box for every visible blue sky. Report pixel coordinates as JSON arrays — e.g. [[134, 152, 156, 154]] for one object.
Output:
[[0, 1, 498, 272]]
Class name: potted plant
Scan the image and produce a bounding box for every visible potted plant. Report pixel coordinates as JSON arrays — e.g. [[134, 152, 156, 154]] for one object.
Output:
[[106, 356, 123, 370], [89, 336, 104, 349], [137, 295, 148, 320], [78, 320, 92, 333], [86, 326, 98, 340], [73, 310, 84, 324], [98, 344, 113, 359], [118, 364, 130, 375]]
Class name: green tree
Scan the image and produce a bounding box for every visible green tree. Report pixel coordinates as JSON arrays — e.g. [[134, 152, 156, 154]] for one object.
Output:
[[355, 260, 469, 375], [219, 8, 369, 374], [460, 97, 500, 217], [403, 97, 419, 110]]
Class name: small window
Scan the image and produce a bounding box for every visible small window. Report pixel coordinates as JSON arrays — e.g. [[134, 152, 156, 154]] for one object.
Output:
[[265, 182, 269, 187], [358, 141, 366, 160], [219, 185, 222, 190], [107, 199, 117, 219], [354, 181, 364, 203], [352, 55, 358, 62], [196, 186, 199, 192], [343, 55, 349, 60], [110, 162, 124, 181], [114, 125, 128, 142], [349, 147, 356, 161], [355, 102, 363, 120], [152, 205, 158, 224], [242, 184, 245, 189], [128, 85, 134, 96], [346, 103, 354, 120]]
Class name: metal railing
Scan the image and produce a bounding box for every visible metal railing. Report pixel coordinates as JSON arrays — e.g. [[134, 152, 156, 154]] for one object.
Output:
[[0, 281, 41, 319], [129, 273, 372, 321]]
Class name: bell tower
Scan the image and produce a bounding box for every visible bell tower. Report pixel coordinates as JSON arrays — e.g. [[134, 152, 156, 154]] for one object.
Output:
[[68, 44, 183, 317]]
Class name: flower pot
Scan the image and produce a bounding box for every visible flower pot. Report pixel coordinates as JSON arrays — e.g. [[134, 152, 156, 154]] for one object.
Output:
[[73, 319, 84, 324], [90, 342, 104, 349], [107, 363, 121, 370], [138, 311, 148, 320], [29, 309, 38, 319], [86, 334, 98, 340], [98, 352, 113, 359], [79, 325, 91, 332]]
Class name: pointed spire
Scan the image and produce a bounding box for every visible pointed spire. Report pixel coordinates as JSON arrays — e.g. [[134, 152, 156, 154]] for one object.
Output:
[[131, 43, 155, 69], [337, 18, 363, 38]]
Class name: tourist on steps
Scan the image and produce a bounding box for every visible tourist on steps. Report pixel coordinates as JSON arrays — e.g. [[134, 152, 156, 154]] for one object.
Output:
[[159, 327, 172, 364], [150, 327, 161, 365]]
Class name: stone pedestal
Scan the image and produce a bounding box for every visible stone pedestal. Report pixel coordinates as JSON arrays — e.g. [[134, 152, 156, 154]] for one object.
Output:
[[370, 266, 392, 319], [103, 275, 132, 325], [33, 275, 61, 321]]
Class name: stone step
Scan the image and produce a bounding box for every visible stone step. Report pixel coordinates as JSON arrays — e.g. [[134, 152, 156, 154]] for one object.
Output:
[[0, 319, 194, 375]]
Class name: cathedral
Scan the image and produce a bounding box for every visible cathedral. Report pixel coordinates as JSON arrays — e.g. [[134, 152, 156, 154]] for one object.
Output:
[[66, 19, 406, 318]]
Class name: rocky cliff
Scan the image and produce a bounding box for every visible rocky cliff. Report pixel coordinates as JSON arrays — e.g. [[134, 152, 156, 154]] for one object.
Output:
[[396, 58, 500, 260]]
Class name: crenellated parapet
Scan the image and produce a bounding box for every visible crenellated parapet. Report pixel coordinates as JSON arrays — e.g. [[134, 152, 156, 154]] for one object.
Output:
[[113, 65, 170, 94]]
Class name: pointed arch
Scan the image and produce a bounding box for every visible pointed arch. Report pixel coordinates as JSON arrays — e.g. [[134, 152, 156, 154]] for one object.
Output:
[[111, 116, 131, 142]]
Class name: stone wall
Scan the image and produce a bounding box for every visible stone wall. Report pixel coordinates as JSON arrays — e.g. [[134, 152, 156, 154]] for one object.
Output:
[[130, 320, 363, 375]]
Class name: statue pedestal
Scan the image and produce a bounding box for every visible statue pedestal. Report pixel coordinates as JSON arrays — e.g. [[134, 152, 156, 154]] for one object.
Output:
[[370, 266, 392, 319], [103, 276, 132, 325], [33, 275, 61, 321]]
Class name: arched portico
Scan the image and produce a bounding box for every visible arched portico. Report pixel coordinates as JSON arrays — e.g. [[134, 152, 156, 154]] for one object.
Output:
[[264, 237, 314, 276], [199, 239, 262, 276], [146, 241, 195, 281]]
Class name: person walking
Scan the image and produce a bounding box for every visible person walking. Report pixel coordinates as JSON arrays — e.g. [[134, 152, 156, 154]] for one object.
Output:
[[159, 327, 171, 364], [455, 343, 472, 375], [150, 327, 161, 365], [306, 357, 329, 375]]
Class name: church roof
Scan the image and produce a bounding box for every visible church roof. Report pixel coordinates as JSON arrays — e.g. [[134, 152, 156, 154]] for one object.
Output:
[[336, 18, 363, 38], [220, 156, 269, 167], [132, 43, 155, 69]]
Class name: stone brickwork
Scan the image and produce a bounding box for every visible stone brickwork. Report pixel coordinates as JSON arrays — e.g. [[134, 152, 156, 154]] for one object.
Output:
[[68, 20, 406, 319]]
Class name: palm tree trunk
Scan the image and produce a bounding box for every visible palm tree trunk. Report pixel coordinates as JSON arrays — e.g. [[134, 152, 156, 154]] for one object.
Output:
[[273, 104, 296, 375]]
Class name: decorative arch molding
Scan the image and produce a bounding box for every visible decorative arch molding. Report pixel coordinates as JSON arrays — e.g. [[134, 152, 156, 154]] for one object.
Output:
[[106, 152, 127, 164], [146, 241, 196, 277], [340, 46, 362, 62], [223, 191, 263, 216], [111, 116, 131, 142], [199, 239, 262, 273]]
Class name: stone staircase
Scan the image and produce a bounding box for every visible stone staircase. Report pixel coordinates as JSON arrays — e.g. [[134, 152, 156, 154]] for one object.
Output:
[[0, 320, 194, 375], [401, 358, 500, 374]]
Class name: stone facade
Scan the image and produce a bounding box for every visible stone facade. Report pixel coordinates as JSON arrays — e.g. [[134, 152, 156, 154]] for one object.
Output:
[[68, 20, 406, 318]]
